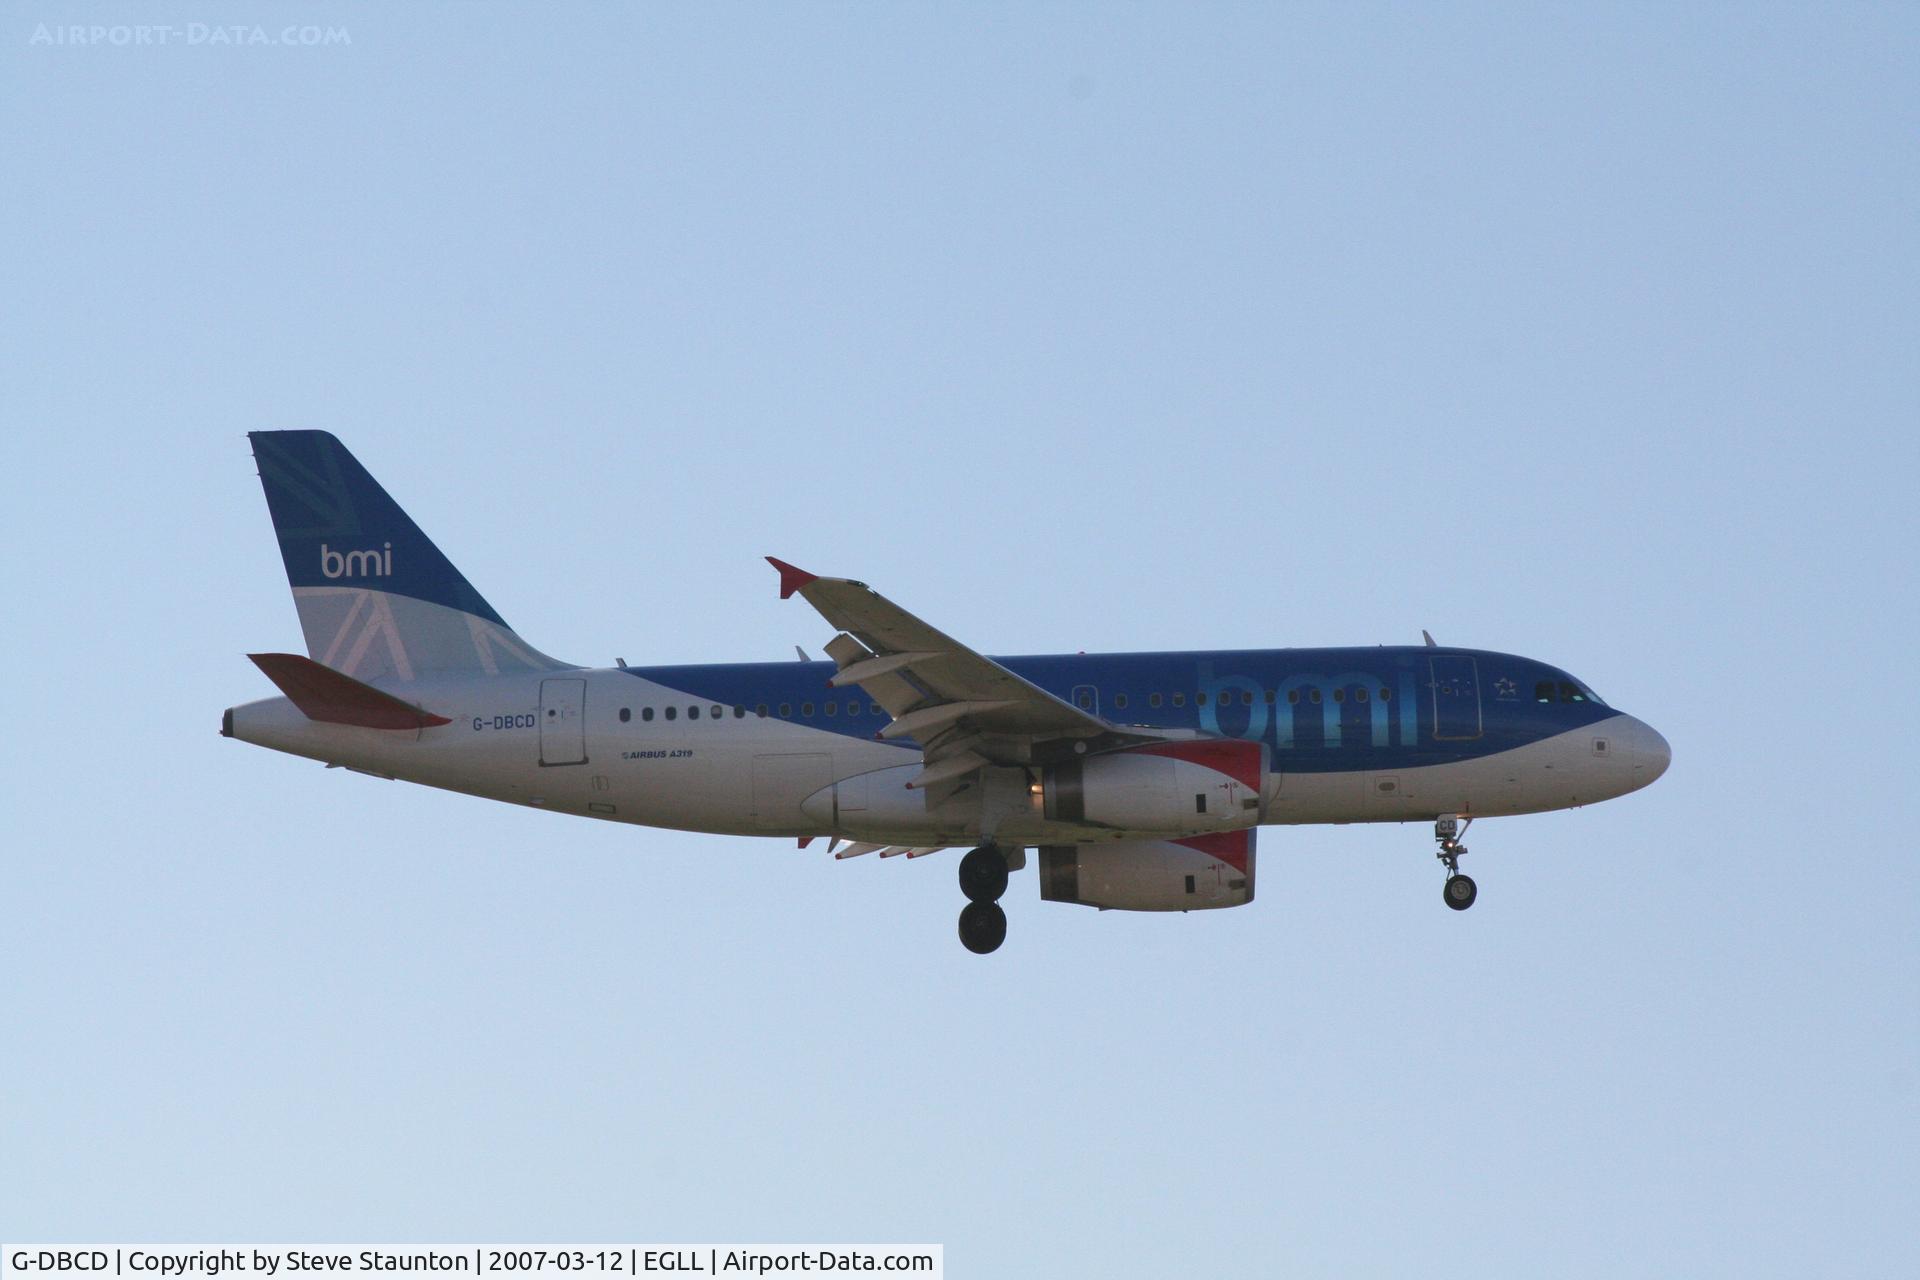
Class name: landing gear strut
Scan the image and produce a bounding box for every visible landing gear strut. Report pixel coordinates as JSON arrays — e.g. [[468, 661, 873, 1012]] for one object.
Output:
[[1435, 815, 1477, 911], [958, 845, 1010, 953]]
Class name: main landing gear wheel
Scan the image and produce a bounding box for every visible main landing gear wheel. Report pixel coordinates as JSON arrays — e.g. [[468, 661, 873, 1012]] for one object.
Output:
[[958, 901, 1008, 954], [1434, 815, 1479, 911], [958, 844, 1010, 903], [957, 844, 1011, 953]]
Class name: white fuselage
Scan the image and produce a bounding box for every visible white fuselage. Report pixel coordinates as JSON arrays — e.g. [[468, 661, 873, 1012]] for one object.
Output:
[[228, 666, 1669, 845]]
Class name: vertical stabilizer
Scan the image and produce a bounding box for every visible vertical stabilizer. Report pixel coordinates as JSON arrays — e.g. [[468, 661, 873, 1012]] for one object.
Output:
[[249, 430, 567, 681]]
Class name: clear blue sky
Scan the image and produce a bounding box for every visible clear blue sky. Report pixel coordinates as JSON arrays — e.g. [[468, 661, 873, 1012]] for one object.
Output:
[[4, 4, 1916, 1275]]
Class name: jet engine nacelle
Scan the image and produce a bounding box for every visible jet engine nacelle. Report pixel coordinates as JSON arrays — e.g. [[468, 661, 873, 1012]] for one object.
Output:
[[1042, 739, 1266, 836], [1039, 830, 1256, 911]]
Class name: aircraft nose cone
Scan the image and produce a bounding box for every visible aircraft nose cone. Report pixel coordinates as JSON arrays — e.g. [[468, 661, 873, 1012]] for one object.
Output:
[[1620, 715, 1671, 787]]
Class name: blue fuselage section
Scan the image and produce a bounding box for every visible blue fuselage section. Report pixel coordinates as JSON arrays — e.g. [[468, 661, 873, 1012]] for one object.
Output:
[[626, 645, 1616, 772]]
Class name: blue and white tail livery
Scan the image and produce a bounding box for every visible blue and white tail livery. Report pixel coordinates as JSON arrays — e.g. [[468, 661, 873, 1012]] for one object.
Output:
[[227, 432, 1671, 953], [251, 430, 562, 681]]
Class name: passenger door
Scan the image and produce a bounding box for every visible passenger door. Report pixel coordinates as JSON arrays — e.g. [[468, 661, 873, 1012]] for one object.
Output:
[[1429, 656, 1483, 741], [539, 678, 588, 765]]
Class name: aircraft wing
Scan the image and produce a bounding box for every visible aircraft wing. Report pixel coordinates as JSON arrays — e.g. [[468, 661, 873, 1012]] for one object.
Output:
[[767, 557, 1146, 789]]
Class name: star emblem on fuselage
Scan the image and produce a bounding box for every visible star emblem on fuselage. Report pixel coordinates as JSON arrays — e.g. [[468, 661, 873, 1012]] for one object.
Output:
[[1493, 677, 1518, 699]]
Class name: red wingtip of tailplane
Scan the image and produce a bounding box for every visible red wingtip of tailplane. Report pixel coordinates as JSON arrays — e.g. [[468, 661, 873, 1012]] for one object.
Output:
[[247, 652, 453, 730], [765, 556, 818, 600]]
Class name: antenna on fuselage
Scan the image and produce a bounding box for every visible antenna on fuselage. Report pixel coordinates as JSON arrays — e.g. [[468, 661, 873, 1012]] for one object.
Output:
[[795, 645, 813, 662], [1422, 630, 1437, 647]]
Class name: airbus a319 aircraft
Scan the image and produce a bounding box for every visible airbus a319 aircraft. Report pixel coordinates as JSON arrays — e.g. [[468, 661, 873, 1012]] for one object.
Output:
[[225, 432, 1670, 953]]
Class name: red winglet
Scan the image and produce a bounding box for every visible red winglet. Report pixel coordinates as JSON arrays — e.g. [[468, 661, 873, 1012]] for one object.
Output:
[[765, 556, 818, 600], [247, 653, 452, 730]]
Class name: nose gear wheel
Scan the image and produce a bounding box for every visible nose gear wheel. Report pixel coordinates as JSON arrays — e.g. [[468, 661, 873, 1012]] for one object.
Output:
[[1435, 816, 1478, 911]]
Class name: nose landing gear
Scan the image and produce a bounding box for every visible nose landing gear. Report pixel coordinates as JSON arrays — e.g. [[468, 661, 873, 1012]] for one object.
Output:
[[1436, 815, 1477, 911], [958, 844, 1010, 954]]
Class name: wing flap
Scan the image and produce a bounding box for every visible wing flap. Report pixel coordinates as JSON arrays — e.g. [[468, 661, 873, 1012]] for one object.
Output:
[[880, 699, 1018, 742], [828, 650, 939, 687]]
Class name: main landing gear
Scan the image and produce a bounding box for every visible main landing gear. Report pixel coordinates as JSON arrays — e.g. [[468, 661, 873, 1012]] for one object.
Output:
[[957, 845, 1010, 954], [1436, 815, 1478, 911]]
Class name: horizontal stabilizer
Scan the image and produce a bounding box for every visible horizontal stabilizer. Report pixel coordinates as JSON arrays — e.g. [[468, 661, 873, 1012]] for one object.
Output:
[[248, 652, 452, 730]]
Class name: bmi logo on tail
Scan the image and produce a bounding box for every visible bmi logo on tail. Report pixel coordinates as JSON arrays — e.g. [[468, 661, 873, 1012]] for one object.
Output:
[[319, 543, 392, 579]]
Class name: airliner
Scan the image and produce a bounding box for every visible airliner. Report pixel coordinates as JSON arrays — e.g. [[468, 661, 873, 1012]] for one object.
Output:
[[225, 431, 1671, 953]]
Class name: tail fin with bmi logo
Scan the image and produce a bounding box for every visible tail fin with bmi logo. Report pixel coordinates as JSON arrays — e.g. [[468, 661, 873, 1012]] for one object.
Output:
[[248, 430, 566, 681]]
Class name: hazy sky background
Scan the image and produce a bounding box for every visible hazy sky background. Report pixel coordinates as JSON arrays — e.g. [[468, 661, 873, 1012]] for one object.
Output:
[[4, 4, 1916, 1275]]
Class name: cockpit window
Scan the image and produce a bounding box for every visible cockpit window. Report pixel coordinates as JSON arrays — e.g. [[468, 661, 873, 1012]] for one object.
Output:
[[1539, 677, 1607, 706]]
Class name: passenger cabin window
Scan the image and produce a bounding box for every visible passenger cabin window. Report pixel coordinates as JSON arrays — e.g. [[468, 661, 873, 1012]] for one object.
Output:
[[1114, 693, 1128, 710], [665, 707, 677, 721], [1172, 693, 1186, 707], [688, 706, 700, 720], [755, 703, 769, 717], [1196, 692, 1208, 706], [710, 705, 723, 719], [618, 708, 631, 723], [1149, 693, 1163, 708], [642, 708, 655, 722], [780, 703, 792, 717]]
